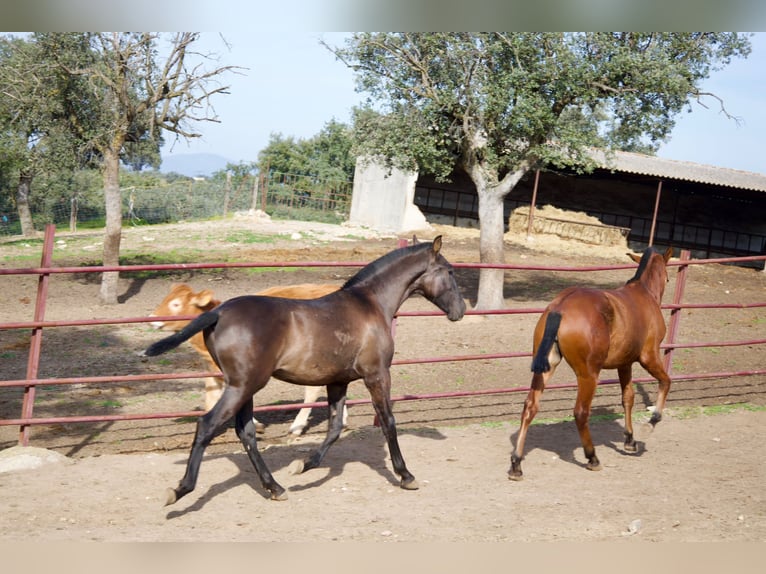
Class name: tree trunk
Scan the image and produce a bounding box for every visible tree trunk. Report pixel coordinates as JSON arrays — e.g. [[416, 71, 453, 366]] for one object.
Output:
[[474, 185, 508, 310], [16, 172, 36, 238], [469, 163, 531, 310], [99, 147, 123, 304]]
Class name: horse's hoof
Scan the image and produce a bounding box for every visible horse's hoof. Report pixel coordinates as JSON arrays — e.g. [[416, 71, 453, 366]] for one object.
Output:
[[288, 425, 306, 436], [270, 490, 288, 501], [587, 462, 603, 472], [508, 470, 524, 481], [624, 442, 638, 453], [400, 477, 419, 490], [164, 488, 178, 507], [253, 421, 267, 434], [287, 459, 305, 475]]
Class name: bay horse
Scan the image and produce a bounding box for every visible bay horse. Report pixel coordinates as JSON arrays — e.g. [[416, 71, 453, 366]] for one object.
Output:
[[143, 236, 466, 505], [508, 246, 673, 480]]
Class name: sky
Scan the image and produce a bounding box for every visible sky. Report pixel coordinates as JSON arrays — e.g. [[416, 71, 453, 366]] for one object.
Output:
[[162, 31, 766, 176]]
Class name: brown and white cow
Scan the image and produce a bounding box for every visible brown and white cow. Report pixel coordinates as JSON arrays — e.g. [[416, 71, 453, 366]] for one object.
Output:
[[149, 282, 348, 435]]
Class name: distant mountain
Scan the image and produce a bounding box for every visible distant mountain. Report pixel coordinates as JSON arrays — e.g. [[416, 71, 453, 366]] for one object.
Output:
[[160, 153, 232, 177]]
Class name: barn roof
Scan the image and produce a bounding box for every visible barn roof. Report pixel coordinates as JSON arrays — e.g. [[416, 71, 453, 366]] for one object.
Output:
[[589, 149, 766, 193]]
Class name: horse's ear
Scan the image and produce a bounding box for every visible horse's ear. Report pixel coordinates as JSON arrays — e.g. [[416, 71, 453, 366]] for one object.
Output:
[[626, 252, 641, 264], [663, 246, 673, 262], [432, 235, 442, 253]]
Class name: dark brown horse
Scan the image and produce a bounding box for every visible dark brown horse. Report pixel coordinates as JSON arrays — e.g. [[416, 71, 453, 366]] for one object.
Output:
[[509, 246, 673, 480], [144, 236, 466, 504]]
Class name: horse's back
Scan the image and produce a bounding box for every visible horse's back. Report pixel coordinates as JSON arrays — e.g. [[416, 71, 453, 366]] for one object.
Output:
[[206, 292, 391, 386]]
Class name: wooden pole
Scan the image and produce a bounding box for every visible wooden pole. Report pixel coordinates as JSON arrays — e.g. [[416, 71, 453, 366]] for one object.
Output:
[[649, 180, 663, 247]]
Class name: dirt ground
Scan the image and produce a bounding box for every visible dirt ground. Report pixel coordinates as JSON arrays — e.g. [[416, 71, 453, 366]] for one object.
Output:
[[0, 214, 764, 541]]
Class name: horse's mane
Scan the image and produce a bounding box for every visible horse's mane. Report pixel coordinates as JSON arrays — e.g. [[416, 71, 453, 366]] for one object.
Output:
[[343, 242, 432, 289], [626, 247, 659, 284]]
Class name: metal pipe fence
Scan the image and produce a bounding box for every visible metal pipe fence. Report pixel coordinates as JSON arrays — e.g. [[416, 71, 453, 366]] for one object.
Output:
[[1, 224, 765, 447]]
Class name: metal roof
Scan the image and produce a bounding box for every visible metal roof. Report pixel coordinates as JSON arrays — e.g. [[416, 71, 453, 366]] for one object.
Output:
[[589, 149, 766, 193]]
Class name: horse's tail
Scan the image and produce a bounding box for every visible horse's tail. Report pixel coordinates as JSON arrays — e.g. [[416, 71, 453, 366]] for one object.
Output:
[[143, 310, 220, 356], [531, 311, 562, 374]]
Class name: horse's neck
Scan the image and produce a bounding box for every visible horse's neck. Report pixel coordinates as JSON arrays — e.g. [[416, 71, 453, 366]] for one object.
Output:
[[358, 259, 424, 320], [638, 264, 666, 304]]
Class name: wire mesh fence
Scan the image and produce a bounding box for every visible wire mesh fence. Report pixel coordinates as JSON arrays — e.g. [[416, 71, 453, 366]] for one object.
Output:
[[0, 171, 353, 237]]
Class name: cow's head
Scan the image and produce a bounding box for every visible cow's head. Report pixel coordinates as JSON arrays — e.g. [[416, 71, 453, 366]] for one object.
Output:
[[149, 284, 219, 331]]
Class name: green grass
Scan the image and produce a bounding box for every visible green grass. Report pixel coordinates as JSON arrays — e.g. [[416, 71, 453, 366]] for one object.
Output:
[[224, 231, 281, 244], [665, 402, 766, 420], [479, 403, 765, 430]]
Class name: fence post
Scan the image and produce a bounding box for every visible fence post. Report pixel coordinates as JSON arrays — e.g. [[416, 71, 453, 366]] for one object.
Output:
[[18, 224, 56, 445], [663, 249, 691, 374]]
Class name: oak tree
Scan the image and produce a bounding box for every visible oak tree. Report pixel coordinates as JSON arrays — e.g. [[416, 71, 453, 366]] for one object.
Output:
[[329, 33, 751, 309]]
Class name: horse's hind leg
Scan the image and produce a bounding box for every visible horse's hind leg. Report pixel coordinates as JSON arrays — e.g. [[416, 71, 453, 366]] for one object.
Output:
[[618, 365, 637, 452], [289, 383, 348, 475], [166, 390, 242, 506], [508, 371, 548, 481], [235, 398, 286, 501], [573, 373, 601, 471]]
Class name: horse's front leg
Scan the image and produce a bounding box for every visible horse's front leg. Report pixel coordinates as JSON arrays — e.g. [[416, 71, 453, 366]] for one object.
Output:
[[618, 365, 637, 452], [640, 353, 672, 427], [364, 370, 418, 490], [289, 383, 349, 475]]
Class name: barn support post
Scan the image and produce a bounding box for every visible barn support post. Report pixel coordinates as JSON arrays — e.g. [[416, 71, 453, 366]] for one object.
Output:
[[649, 180, 663, 247], [526, 169, 541, 239], [663, 248, 691, 374], [19, 223, 56, 445]]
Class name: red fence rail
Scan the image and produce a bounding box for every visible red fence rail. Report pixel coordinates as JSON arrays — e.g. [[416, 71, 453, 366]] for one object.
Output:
[[2, 224, 765, 446]]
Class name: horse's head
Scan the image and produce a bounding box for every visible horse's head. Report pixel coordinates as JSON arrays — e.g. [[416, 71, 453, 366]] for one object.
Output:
[[627, 246, 673, 302], [413, 236, 466, 322]]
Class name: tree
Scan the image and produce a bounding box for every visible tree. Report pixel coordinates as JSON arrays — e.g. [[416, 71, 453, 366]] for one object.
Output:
[[38, 32, 239, 303], [328, 33, 752, 309], [256, 119, 355, 181], [0, 34, 92, 236]]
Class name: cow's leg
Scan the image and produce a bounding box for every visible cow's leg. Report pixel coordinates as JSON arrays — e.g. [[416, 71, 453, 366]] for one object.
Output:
[[289, 385, 349, 435]]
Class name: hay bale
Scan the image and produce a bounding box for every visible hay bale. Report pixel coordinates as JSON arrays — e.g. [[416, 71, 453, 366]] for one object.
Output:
[[509, 205, 629, 248]]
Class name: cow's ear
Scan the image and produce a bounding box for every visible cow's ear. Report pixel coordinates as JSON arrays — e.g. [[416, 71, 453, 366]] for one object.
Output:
[[192, 289, 215, 307]]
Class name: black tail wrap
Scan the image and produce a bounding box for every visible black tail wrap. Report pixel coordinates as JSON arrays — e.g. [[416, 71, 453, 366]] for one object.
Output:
[[531, 312, 562, 374]]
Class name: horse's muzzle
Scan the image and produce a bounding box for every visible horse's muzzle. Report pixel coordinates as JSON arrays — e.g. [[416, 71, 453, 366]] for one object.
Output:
[[446, 299, 467, 321]]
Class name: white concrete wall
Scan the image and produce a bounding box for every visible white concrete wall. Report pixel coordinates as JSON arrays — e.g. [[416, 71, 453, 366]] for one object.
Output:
[[349, 157, 432, 234]]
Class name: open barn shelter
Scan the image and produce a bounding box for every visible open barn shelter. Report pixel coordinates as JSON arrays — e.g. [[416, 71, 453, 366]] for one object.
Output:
[[410, 150, 766, 268]]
